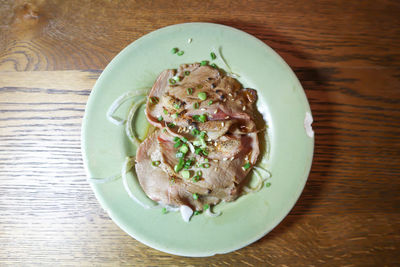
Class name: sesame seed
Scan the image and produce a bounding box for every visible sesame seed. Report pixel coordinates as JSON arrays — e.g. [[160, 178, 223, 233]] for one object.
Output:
[[241, 167, 246, 171], [213, 159, 218, 162], [225, 116, 230, 119], [223, 98, 227, 102], [214, 142, 217, 146], [228, 93, 233, 97], [188, 38, 192, 43], [201, 108, 206, 111], [189, 126, 193, 130], [229, 157, 234, 161], [207, 138, 211, 141], [214, 167, 218, 171], [221, 122, 225, 127], [223, 157, 228, 161], [214, 110, 218, 114], [242, 106, 246, 111], [245, 156, 249, 160]]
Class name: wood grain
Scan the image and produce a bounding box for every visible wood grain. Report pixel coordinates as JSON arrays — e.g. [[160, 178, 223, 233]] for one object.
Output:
[[1, 0, 400, 266]]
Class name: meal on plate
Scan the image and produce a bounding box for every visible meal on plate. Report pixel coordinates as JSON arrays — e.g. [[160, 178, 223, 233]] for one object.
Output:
[[103, 55, 270, 222], [136, 62, 260, 213]]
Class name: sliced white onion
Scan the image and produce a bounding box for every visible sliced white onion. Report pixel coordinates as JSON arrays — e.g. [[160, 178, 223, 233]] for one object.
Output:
[[88, 174, 120, 184], [205, 206, 221, 217], [180, 205, 193, 222], [125, 98, 146, 147], [107, 88, 149, 125], [253, 166, 272, 180], [304, 111, 314, 138], [121, 157, 152, 209]]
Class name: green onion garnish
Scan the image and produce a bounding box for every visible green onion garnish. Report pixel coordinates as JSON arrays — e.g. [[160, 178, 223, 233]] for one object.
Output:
[[243, 162, 251, 170], [208, 100, 213, 105], [179, 144, 189, 154], [181, 170, 190, 179], [200, 60, 208, 66], [202, 163, 210, 168], [192, 193, 199, 200], [184, 71, 190, 76], [177, 51, 184, 56], [149, 97, 159, 104], [202, 149, 209, 156], [152, 161, 160, 166], [157, 116, 163, 121], [187, 87, 193, 95], [195, 148, 202, 155], [173, 136, 180, 142], [210, 63, 217, 68], [163, 109, 168, 115], [196, 171, 202, 176], [167, 123, 175, 128], [172, 113, 178, 119], [162, 207, 167, 214], [192, 176, 199, 182], [193, 210, 201, 215], [199, 114, 207, 122], [174, 140, 182, 148], [203, 204, 209, 210], [169, 78, 176, 85], [266, 182, 271, 188], [181, 137, 188, 143], [192, 128, 200, 136], [162, 128, 167, 133], [198, 92, 207, 100], [193, 102, 199, 109], [210, 52, 216, 60], [171, 48, 178, 54], [174, 158, 184, 172], [173, 102, 181, 109], [176, 152, 184, 158]]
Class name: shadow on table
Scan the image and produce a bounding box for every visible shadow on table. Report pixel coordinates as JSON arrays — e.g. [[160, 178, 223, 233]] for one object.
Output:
[[213, 20, 336, 243]]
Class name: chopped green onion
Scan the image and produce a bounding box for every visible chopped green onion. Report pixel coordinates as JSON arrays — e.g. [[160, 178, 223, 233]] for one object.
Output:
[[173, 136, 180, 142], [200, 60, 208, 66], [172, 113, 178, 119], [198, 114, 207, 122], [149, 97, 159, 104], [202, 149, 209, 156], [210, 63, 217, 68], [162, 128, 167, 133], [198, 92, 207, 100], [204, 158, 209, 163], [173, 102, 181, 109], [181, 137, 188, 143], [193, 193, 199, 200], [192, 176, 200, 182], [184, 159, 194, 169], [169, 78, 176, 85], [181, 170, 190, 179], [193, 210, 201, 215], [203, 204, 209, 210], [179, 144, 189, 154], [195, 148, 202, 155], [176, 152, 184, 158], [266, 182, 271, 188], [167, 123, 175, 128], [177, 50, 184, 56], [187, 87, 193, 95], [192, 129, 200, 136], [162, 207, 167, 214], [210, 52, 216, 60], [152, 161, 160, 166], [163, 109, 168, 115], [200, 131, 206, 138], [171, 47, 178, 54], [202, 163, 210, 168], [208, 100, 213, 105], [157, 116, 163, 121], [193, 140, 201, 146], [174, 140, 182, 148], [176, 76, 182, 81], [184, 71, 190, 76], [243, 162, 251, 170], [196, 171, 202, 176], [193, 102, 199, 109], [174, 158, 184, 172]]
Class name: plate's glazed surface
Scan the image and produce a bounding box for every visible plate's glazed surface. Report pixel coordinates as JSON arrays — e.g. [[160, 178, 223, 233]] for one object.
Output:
[[82, 23, 314, 257]]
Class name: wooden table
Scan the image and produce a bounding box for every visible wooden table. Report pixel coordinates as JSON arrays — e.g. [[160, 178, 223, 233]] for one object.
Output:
[[1, 0, 399, 266]]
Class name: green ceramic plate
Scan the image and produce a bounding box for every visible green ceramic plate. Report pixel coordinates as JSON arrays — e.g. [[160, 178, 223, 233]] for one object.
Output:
[[82, 23, 314, 257]]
